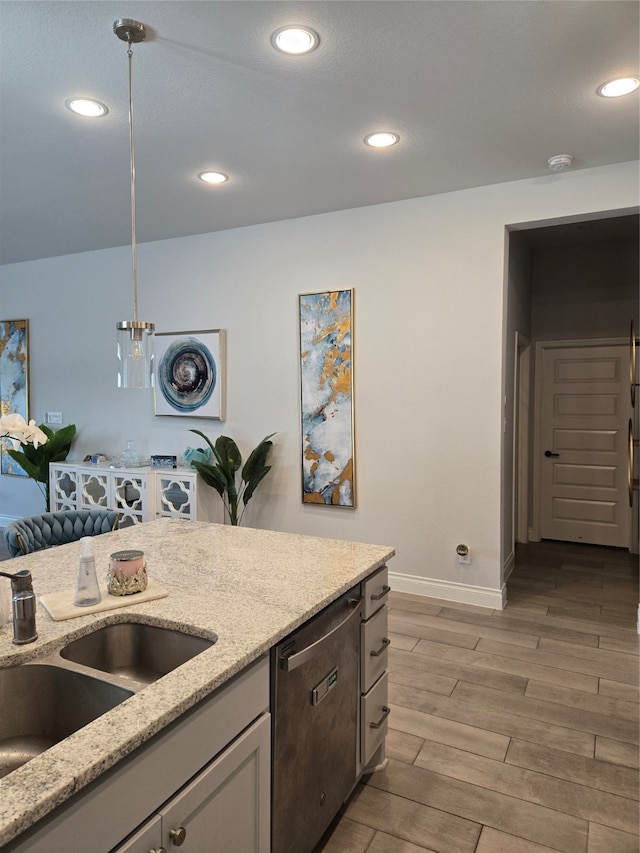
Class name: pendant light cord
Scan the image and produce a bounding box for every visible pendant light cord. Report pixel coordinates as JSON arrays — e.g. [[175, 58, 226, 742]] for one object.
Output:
[[127, 39, 139, 324]]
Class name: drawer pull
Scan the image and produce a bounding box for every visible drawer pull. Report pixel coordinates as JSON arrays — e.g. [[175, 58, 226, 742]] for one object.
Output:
[[370, 638, 390, 657], [370, 585, 390, 602], [370, 706, 391, 729]]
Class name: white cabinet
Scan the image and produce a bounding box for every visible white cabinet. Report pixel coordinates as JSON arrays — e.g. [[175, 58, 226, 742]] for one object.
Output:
[[5, 657, 270, 853], [116, 714, 270, 853], [361, 603, 389, 693], [360, 565, 390, 771], [153, 470, 199, 521], [49, 462, 217, 525]]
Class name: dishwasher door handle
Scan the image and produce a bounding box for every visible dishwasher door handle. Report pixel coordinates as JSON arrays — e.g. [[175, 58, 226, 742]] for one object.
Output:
[[279, 596, 363, 672]]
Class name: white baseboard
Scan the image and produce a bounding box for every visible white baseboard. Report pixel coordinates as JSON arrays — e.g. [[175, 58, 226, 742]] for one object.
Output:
[[389, 570, 506, 610], [0, 516, 17, 528]]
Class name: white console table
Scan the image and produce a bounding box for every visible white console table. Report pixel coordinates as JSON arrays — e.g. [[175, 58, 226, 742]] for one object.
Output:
[[49, 461, 218, 526]]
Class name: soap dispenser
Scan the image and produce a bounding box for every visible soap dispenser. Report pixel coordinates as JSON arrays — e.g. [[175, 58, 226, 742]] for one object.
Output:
[[74, 537, 102, 607], [0, 569, 38, 644]]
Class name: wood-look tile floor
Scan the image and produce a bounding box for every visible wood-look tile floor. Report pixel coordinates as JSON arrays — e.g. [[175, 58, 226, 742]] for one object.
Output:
[[316, 541, 639, 853]]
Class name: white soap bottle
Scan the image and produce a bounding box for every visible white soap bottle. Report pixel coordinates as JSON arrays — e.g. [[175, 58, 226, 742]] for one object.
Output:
[[74, 537, 102, 606]]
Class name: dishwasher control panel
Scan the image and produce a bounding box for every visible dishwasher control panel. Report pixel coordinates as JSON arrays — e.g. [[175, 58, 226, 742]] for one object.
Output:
[[311, 667, 339, 705]]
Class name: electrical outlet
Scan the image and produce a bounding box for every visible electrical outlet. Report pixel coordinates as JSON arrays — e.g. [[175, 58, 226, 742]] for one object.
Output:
[[45, 411, 62, 425]]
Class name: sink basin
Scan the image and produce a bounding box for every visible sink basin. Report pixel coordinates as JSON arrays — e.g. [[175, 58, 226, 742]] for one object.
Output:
[[60, 622, 214, 685], [0, 624, 215, 779], [0, 664, 134, 779]]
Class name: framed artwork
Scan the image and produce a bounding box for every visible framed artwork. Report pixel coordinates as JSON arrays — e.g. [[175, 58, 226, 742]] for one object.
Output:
[[299, 289, 355, 507], [0, 319, 29, 476], [154, 329, 225, 419]]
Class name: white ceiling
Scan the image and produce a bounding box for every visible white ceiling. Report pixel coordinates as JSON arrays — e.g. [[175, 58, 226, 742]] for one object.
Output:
[[0, 1, 638, 266]]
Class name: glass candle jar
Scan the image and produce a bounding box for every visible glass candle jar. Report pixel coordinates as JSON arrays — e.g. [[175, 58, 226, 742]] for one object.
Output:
[[107, 549, 147, 595]]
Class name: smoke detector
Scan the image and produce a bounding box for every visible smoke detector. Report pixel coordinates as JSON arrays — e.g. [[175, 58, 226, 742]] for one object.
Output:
[[547, 154, 573, 172]]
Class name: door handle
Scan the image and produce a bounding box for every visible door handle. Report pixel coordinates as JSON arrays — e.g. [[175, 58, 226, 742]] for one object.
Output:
[[629, 418, 636, 508], [544, 450, 560, 458], [279, 596, 362, 671]]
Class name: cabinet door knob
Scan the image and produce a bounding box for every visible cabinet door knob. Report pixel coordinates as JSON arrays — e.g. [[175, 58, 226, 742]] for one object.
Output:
[[169, 826, 187, 846]]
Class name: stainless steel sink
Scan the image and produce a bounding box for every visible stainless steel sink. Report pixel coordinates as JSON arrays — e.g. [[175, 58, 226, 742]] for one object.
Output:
[[60, 622, 214, 685], [0, 622, 216, 778], [0, 664, 134, 779]]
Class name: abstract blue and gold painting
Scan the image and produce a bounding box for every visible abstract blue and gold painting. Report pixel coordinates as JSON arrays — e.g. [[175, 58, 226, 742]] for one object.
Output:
[[0, 319, 29, 475], [299, 289, 355, 507]]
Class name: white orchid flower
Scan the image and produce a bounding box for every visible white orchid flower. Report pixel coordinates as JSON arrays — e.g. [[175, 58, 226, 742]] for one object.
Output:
[[0, 412, 26, 432], [23, 419, 48, 448], [0, 413, 49, 447]]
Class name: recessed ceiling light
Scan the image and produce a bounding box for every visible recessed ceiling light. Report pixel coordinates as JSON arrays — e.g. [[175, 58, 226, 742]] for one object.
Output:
[[198, 171, 229, 185], [271, 26, 319, 55], [597, 77, 639, 98], [364, 132, 399, 149], [65, 98, 108, 117]]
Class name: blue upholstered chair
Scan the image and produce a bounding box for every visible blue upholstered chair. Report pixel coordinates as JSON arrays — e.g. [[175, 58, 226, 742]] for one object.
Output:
[[4, 509, 118, 558]]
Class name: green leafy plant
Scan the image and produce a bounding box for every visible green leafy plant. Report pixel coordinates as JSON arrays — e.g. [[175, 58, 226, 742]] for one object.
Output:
[[7, 423, 76, 511], [190, 430, 275, 525]]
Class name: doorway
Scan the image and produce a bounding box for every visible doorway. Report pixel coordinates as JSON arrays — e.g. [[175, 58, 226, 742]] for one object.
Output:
[[506, 211, 640, 562]]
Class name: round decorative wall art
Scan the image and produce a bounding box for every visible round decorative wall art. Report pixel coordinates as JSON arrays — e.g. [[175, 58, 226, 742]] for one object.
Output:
[[158, 337, 215, 412], [154, 330, 225, 420]]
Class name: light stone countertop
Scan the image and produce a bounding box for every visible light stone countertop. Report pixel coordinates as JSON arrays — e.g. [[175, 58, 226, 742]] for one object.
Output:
[[0, 518, 394, 848]]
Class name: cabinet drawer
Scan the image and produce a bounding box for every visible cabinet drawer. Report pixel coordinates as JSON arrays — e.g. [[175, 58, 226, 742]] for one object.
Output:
[[362, 566, 390, 620], [360, 672, 389, 766], [361, 604, 389, 694]]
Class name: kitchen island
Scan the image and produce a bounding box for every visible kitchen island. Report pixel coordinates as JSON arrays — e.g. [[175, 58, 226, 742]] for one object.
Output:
[[0, 519, 394, 849]]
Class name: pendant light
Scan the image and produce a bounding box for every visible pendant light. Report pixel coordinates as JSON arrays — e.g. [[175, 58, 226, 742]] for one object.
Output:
[[114, 18, 155, 389]]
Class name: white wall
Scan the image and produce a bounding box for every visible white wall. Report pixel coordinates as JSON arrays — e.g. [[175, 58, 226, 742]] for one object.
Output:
[[1, 161, 638, 606]]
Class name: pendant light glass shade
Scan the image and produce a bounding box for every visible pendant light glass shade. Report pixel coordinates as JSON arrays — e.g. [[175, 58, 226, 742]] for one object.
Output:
[[117, 321, 154, 389], [114, 18, 155, 389]]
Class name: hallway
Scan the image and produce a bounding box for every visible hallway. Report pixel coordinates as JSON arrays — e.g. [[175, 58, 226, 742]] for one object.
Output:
[[317, 541, 639, 853]]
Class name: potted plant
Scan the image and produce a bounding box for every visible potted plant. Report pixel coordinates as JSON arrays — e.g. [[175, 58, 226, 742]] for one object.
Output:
[[2, 416, 76, 511], [190, 430, 275, 525]]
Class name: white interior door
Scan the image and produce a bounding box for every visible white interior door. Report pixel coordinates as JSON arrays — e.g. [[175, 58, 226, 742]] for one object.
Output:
[[538, 342, 630, 547]]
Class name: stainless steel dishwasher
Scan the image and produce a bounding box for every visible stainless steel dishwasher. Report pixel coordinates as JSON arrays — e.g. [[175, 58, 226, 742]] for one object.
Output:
[[271, 586, 362, 853]]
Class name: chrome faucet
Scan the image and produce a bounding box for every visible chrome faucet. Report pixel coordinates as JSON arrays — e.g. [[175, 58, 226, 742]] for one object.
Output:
[[0, 569, 37, 645]]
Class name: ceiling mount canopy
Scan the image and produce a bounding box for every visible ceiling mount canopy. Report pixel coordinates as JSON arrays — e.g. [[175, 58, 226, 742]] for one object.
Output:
[[114, 18, 155, 390], [113, 18, 146, 44]]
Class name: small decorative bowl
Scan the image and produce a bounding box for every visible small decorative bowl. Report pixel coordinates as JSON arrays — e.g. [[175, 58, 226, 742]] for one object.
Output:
[[183, 446, 212, 467], [107, 550, 148, 595]]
